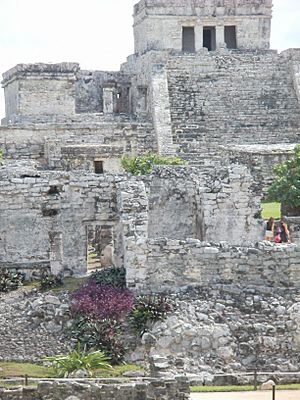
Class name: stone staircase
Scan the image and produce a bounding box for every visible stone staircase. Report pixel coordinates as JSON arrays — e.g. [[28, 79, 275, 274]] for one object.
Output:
[[166, 50, 300, 165]]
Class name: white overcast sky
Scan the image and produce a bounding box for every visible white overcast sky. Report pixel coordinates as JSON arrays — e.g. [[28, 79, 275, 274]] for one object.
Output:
[[0, 0, 300, 120]]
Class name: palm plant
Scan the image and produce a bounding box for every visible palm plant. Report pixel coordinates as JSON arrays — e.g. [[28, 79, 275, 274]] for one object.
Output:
[[44, 343, 111, 377]]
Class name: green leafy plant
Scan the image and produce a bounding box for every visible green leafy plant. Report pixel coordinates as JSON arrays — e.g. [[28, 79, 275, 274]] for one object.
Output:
[[90, 267, 126, 288], [43, 343, 111, 377], [40, 271, 64, 290], [0, 268, 25, 292], [129, 295, 173, 336], [267, 144, 300, 215], [121, 153, 187, 175], [0, 149, 3, 165], [70, 316, 126, 364]]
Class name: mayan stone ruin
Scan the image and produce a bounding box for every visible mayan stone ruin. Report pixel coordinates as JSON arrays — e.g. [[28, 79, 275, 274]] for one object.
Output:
[[0, 0, 300, 395]]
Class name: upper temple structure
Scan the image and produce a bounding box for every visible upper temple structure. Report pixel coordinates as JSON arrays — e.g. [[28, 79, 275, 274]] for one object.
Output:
[[133, 0, 273, 53], [0, 0, 299, 286]]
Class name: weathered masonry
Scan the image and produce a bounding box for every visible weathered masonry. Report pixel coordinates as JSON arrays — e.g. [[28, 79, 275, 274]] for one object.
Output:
[[0, 0, 299, 291], [133, 0, 272, 53]]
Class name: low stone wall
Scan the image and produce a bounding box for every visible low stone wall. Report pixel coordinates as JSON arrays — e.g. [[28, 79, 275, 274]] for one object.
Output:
[[287, 217, 300, 246], [127, 240, 300, 293], [0, 377, 190, 400]]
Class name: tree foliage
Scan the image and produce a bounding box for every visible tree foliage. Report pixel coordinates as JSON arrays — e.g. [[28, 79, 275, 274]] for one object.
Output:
[[121, 153, 187, 175], [268, 145, 300, 214]]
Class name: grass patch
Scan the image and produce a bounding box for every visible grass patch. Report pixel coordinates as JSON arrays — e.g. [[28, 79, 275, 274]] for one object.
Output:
[[261, 202, 281, 220], [48, 276, 88, 294], [191, 384, 300, 393], [0, 362, 55, 379], [0, 362, 142, 379], [23, 276, 88, 294], [94, 364, 143, 378]]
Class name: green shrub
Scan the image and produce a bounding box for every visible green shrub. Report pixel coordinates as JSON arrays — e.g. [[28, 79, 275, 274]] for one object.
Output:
[[0, 268, 25, 292], [90, 267, 126, 288], [129, 295, 173, 336], [121, 153, 187, 175], [44, 343, 111, 377], [40, 271, 64, 290], [268, 144, 300, 215], [70, 316, 126, 364]]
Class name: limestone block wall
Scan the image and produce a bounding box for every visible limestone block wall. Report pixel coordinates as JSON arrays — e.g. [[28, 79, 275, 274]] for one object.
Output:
[[1, 63, 79, 124], [127, 240, 300, 293], [0, 378, 190, 400], [133, 0, 272, 54], [287, 217, 300, 246], [0, 119, 156, 168], [146, 171, 199, 240], [0, 167, 121, 276], [60, 145, 123, 173]]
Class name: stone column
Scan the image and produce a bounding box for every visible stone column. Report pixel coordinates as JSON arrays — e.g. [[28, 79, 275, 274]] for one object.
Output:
[[103, 84, 115, 114], [49, 231, 63, 275], [150, 65, 175, 156], [117, 181, 149, 291], [216, 25, 225, 49], [195, 25, 203, 51]]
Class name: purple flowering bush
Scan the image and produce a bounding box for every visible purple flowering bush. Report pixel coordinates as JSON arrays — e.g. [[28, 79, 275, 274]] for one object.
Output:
[[70, 274, 173, 364], [71, 281, 134, 320], [70, 280, 135, 363]]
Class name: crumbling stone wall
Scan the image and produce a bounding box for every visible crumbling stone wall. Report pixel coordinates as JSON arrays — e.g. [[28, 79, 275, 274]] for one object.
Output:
[[0, 289, 70, 362], [131, 285, 300, 375], [75, 70, 131, 114], [220, 144, 296, 197], [0, 377, 190, 400], [0, 166, 121, 276]]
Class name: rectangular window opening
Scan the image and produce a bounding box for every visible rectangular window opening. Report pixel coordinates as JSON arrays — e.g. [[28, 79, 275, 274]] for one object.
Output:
[[182, 27, 195, 53], [203, 27, 216, 51], [225, 26, 237, 49], [94, 160, 104, 174]]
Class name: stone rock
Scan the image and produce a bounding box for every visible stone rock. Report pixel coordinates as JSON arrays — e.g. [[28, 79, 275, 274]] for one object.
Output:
[[65, 397, 80, 400], [68, 369, 89, 378], [44, 295, 61, 305], [260, 380, 276, 390]]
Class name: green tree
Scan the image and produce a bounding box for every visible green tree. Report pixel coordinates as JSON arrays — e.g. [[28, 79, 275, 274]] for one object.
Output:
[[268, 145, 300, 215], [121, 153, 186, 175]]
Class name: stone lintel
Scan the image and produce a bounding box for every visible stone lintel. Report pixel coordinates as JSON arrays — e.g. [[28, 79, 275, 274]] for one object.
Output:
[[134, 0, 273, 17]]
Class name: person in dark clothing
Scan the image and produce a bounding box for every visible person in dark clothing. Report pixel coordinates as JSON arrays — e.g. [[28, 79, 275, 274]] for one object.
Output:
[[264, 217, 275, 241], [280, 217, 290, 243]]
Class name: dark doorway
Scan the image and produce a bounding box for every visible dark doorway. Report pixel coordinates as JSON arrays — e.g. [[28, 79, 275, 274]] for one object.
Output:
[[94, 160, 104, 174], [225, 26, 237, 49], [203, 27, 216, 51], [182, 27, 195, 52]]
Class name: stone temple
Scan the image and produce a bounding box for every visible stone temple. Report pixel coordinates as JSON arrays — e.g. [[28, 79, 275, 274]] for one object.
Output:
[[0, 0, 300, 378]]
